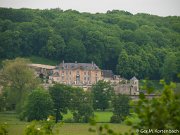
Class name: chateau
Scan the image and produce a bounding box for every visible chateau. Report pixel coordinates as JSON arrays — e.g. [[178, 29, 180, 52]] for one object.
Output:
[[29, 61, 139, 95], [49, 61, 102, 86]]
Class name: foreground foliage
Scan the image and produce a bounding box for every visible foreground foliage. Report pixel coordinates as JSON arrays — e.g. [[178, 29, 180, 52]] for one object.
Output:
[[25, 116, 62, 135], [0, 122, 8, 135], [130, 80, 180, 130]]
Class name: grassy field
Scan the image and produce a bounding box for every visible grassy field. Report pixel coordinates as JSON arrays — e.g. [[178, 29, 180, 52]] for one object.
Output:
[[63, 111, 113, 123], [0, 112, 131, 135], [4, 123, 131, 135]]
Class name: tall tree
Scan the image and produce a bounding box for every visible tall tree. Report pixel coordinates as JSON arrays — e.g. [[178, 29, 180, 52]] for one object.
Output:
[[22, 89, 53, 121], [49, 84, 70, 122], [69, 88, 94, 122], [92, 80, 114, 111], [111, 94, 130, 123], [0, 58, 39, 112]]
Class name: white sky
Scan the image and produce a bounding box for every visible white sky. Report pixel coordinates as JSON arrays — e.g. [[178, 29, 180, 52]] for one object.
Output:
[[0, 0, 180, 16]]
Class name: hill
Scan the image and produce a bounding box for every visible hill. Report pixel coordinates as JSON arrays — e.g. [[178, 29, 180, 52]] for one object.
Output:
[[0, 8, 179, 81]]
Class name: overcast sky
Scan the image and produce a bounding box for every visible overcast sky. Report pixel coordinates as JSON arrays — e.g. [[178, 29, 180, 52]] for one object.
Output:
[[0, 0, 180, 16]]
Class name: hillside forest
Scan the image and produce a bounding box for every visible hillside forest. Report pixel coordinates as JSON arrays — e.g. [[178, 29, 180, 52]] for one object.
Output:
[[0, 8, 180, 81]]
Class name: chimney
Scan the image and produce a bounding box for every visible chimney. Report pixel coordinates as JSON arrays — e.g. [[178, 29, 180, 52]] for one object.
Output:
[[92, 61, 94, 68], [62, 60, 64, 67]]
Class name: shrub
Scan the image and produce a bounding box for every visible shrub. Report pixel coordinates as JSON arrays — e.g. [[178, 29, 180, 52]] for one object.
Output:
[[0, 122, 8, 135], [110, 115, 122, 123]]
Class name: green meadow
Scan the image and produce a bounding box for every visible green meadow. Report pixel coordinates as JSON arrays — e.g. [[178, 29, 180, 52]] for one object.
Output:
[[63, 111, 113, 123], [0, 112, 131, 135]]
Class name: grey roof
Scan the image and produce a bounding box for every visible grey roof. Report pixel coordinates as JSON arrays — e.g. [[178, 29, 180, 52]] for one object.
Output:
[[102, 70, 114, 78], [56, 62, 100, 70], [130, 76, 138, 81]]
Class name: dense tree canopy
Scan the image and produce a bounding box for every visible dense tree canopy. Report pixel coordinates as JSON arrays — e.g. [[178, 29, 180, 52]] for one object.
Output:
[[0, 8, 180, 81]]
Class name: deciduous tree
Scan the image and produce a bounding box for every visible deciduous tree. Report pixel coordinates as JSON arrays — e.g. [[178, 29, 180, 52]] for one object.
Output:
[[92, 80, 114, 111], [22, 89, 53, 121], [0, 58, 39, 112]]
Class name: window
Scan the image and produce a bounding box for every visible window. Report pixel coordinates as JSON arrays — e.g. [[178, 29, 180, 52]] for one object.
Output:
[[96, 71, 98, 76], [76, 75, 80, 82]]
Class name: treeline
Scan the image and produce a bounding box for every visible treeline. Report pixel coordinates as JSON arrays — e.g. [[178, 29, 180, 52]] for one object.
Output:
[[0, 8, 180, 81]]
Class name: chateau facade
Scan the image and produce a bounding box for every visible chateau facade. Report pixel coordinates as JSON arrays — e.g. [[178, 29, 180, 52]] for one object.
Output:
[[49, 61, 102, 86]]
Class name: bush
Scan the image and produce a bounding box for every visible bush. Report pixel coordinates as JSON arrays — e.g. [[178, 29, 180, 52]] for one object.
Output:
[[24, 116, 62, 135], [110, 115, 122, 123], [63, 118, 74, 123], [124, 113, 141, 127], [73, 103, 94, 123], [0, 122, 8, 135]]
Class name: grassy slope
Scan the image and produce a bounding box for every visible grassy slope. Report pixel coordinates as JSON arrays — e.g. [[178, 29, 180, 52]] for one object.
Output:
[[0, 56, 58, 67], [0, 112, 130, 135], [25, 56, 59, 65]]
